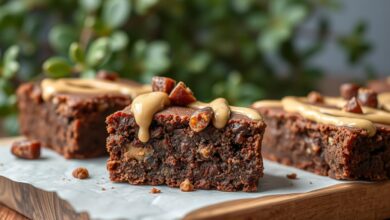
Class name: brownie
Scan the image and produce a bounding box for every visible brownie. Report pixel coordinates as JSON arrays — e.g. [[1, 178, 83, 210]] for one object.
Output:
[[106, 77, 266, 192], [17, 78, 150, 159], [253, 94, 390, 180]]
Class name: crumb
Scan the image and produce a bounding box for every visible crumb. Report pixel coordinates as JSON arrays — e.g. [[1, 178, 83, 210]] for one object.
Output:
[[11, 139, 41, 159], [111, 187, 115, 189], [180, 179, 195, 192], [286, 173, 297, 180], [101, 187, 106, 191], [309, 181, 313, 184], [150, 187, 161, 194], [72, 167, 89, 179]]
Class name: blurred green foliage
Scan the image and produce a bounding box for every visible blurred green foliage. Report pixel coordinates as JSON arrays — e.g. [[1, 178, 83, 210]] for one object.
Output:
[[0, 0, 373, 135]]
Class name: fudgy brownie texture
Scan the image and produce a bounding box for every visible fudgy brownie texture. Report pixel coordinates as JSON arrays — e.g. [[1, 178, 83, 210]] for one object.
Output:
[[106, 106, 265, 192], [17, 82, 132, 159], [255, 107, 390, 180]]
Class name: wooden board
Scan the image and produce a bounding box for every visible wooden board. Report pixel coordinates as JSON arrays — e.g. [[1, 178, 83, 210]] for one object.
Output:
[[1, 137, 390, 220]]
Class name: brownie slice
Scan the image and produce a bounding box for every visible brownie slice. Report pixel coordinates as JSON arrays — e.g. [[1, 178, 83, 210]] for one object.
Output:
[[106, 106, 265, 192], [253, 104, 390, 181], [17, 79, 147, 159]]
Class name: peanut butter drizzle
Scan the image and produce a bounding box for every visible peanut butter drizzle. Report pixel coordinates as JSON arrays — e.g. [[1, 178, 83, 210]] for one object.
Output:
[[189, 98, 262, 128], [253, 96, 390, 136], [131, 92, 170, 142], [41, 78, 151, 101]]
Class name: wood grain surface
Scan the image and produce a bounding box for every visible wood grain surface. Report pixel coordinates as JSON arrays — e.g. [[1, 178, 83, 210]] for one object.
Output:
[[1, 137, 390, 220]]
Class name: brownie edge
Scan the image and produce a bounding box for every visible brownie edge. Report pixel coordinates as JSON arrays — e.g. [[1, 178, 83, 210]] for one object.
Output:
[[106, 107, 266, 192]]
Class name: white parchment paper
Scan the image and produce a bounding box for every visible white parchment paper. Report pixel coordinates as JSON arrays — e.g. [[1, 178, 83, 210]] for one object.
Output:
[[0, 142, 346, 220]]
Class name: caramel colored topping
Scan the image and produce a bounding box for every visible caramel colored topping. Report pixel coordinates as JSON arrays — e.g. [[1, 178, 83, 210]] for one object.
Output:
[[189, 99, 261, 129], [125, 144, 154, 161], [252, 100, 283, 108], [131, 92, 170, 142], [41, 78, 151, 101]]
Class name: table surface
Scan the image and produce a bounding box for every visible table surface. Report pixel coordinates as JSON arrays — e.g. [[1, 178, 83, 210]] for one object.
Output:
[[1, 136, 390, 220]]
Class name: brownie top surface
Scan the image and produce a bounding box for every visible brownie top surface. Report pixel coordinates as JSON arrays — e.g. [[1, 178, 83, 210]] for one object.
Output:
[[121, 105, 258, 122]]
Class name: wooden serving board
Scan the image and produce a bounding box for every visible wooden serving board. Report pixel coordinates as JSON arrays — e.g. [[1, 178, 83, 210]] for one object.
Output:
[[1, 137, 390, 220]]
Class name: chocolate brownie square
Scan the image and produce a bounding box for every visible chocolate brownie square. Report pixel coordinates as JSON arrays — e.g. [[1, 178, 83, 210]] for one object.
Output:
[[252, 87, 390, 180], [106, 78, 266, 191], [17, 78, 150, 159]]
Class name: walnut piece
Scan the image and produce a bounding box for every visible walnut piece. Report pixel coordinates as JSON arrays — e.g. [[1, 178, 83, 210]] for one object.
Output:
[[180, 179, 195, 192], [150, 187, 161, 194], [72, 167, 89, 179], [189, 107, 213, 132]]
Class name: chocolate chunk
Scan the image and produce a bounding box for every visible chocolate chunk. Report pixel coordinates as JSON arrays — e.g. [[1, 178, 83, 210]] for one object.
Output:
[[72, 167, 89, 179], [96, 70, 119, 81], [152, 76, 176, 94], [189, 107, 213, 132], [11, 140, 41, 160], [342, 97, 363, 114], [169, 82, 196, 106], [307, 91, 324, 103], [340, 83, 360, 100], [357, 88, 378, 108]]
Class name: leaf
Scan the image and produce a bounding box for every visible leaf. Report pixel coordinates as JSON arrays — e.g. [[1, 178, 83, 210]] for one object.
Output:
[[3, 45, 19, 64], [86, 37, 111, 67], [102, 0, 131, 29], [43, 57, 72, 78], [49, 25, 78, 54], [69, 42, 85, 64], [144, 41, 170, 73], [3, 61, 19, 79], [109, 31, 129, 51], [135, 0, 158, 14], [80, 0, 102, 12]]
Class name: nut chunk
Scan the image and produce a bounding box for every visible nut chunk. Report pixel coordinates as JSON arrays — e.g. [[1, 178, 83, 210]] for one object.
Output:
[[180, 179, 195, 192], [358, 88, 378, 108], [169, 82, 196, 106], [72, 167, 89, 179], [340, 83, 360, 100], [189, 107, 214, 132], [96, 70, 119, 81], [307, 91, 324, 103], [11, 140, 41, 159], [152, 76, 176, 94], [343, 97, 363, 114]]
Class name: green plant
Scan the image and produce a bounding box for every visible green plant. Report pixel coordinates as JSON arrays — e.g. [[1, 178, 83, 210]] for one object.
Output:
[[0, 0, 373, 135]]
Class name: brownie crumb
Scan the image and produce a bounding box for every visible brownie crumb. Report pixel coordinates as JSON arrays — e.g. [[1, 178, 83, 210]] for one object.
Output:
[[72, 167, 89, 179], [309, 181, 313, 184], [150, 187, 161, 194], [286, 173, 297, 179], [111, 187, 115, 189], [180, 179, 195, 192], [11, 139, 41, 160], [101, 187, 106, 191]]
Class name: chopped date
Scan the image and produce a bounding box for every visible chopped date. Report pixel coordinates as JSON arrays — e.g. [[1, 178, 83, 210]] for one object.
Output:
[[152, 76, 176, 94], [169, 82, 196, 106], [189, 107, 213, 132], [11, 139, 41, 160], [340, 83, 360, 100], [343, 97, 363, 114]]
